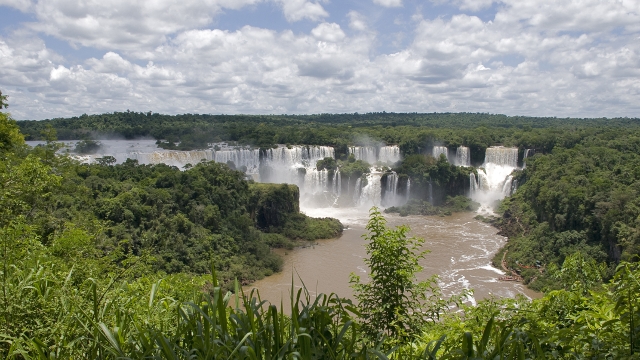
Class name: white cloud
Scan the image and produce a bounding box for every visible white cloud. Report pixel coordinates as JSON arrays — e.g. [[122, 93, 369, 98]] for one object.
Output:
[[274, 0, 329, 22], [311, 23, 346, 42], [496, 0, 640, 33], [1, 0, 640, 118], [430, 0, 494, 12], [0, 0, 34, 12], [348, 11, 368, 31], [25, 0, 262, 51], [373, 0, 402, 7]]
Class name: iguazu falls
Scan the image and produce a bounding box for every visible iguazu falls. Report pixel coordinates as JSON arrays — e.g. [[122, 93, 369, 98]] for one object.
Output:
[[56, 140, 529, 212], [4, 108, 640, 358]]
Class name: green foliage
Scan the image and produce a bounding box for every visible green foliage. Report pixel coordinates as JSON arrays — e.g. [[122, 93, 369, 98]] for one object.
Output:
[[552, 252, 607, 294], [249, 183, 300, 229], [339, 159, 370, 178], [316, 156, 338, 171], [0, 111, 24, 155], [0, 90, 7, 109], [350, 208, 467, 341], [74, 139, 102, 154], [249, 183, 343, 241], [497, 142, 640, 289], [393, 154, 473, 204], [385, 196, 479, 217]]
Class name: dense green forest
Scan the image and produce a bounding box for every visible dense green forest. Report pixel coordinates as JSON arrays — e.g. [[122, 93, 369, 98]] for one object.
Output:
[[17, 111, 640, 164], [4, 103, 640, 357], [15, 110, 640, 291]]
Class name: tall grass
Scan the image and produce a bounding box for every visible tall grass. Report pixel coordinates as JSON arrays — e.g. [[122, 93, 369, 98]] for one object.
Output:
[[5, 263, 392, 359]]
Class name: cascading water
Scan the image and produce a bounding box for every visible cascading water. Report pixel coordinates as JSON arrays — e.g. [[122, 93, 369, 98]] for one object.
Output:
[[349, 145, 401, 165], [213, 149, 260, 172], [40, 140, 408, 210], [353, 178, 362, 204], [455, 146, 470, 167], [381, 171, 407, 207], [470, 172, 477, 195], [428, 181, 434, 204], [349, 146, 377, 164], [471, 146, 519, 213], [523, 149, 535, 168], [378, 146, 402, 164], [359, 172, 382, 208], [131, 150, 214, 168], [432, 146, 449, 161]]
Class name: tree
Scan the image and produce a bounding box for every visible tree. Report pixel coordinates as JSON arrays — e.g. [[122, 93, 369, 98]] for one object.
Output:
[[350, 207, 467, 341], [0, 90, 7, 109], [0, 111, 23, 155]]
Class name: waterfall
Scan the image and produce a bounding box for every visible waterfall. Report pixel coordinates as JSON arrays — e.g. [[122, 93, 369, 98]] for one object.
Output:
[[58, 139, 407, 210], [333, 170, 341, 197], [470, 173, 477, 195], [378, 146, 402, 164], [349, 145, 402, 165], [131, 150, 214, 168], [406, 178, 411, 201], [349, 146, 377, 164], [381, 171, 408, 207], [353, 178, 362, 204], [455, 146, 470, 167], [502, 176, 513, 197], [359, 171, 382, 207], [484, 146, 518, 167], [471, 146, 519, 213], [213, 149, 260, 173], [432, 146, 449, 161], [428, 181, 434, 204], [304, 169, 330, 192], [523, 149, 535, 168]]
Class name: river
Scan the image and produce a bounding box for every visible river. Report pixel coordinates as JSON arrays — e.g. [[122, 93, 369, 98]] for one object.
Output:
[[248, 207, 539, 311]]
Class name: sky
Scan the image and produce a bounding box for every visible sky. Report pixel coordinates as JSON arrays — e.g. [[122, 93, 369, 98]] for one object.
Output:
[[0, 0, 639, 120]]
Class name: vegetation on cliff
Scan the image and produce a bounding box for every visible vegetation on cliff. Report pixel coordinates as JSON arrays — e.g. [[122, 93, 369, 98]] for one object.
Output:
[[494, 140, 640, 291]]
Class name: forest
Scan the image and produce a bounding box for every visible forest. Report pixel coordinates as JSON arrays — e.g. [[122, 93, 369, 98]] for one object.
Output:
[[3, 103, 640, 357]]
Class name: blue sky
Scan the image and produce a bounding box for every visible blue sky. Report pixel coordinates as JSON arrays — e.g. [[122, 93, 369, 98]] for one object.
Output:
[[0, 0, 639, 119]]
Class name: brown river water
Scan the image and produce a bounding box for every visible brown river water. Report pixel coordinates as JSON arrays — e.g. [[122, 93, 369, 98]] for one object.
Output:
[[248, 208, 540, 311]]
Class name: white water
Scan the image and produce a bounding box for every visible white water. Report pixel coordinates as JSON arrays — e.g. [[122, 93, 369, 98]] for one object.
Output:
[[432, 146, 449, 161], [523, 148, 535, 168], [349, 145, 401, 165], [455, 146, 471, 167], [471, 146, 519, 213]]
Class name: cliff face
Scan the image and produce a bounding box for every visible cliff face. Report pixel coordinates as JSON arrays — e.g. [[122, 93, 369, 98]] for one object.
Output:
[[248, 183, 300, 229]]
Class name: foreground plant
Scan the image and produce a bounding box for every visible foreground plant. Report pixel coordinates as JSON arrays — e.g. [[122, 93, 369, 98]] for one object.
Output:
[[350, 207, 469, 343]]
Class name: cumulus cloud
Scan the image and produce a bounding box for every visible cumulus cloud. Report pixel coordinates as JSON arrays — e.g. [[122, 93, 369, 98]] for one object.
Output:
[[21, 0, 262, 51], [496, 0, 640, 33], [0, 0, 34, 12], [348, 11, 368, 31], [1, 0, 640, 118], [311, 23, 346, 42], [273, 0, 329, 22], [373, 0, 402, 7], [430, 0, 494, 12]]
